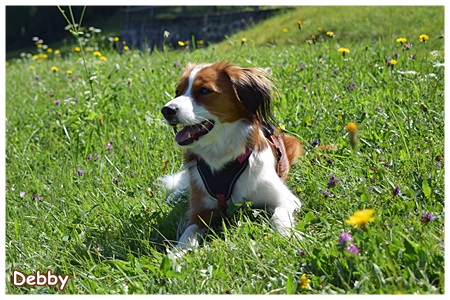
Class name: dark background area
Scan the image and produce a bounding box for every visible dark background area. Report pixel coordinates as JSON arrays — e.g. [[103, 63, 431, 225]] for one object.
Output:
[[5, 6, 261, 53], [6, 6, 123, 52]]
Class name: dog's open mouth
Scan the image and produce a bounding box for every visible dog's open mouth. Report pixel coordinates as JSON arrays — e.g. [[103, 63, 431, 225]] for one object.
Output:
[[173, 120, 215, 146]]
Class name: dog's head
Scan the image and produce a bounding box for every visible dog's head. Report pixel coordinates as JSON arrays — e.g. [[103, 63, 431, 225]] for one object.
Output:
[[161, 62, 275, 147]]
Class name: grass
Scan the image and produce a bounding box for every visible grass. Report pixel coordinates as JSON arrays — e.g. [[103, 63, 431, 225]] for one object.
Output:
[[4, 6, 444, 294]]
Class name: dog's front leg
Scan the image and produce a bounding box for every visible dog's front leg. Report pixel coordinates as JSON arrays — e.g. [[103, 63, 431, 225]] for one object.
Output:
[[176, 207, 220, 250], [177, 223, 207, 249], [269, 187, 302, 238]]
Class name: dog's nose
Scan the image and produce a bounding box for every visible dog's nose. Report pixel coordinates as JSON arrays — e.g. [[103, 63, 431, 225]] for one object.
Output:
[[161, 105, 178, 119]]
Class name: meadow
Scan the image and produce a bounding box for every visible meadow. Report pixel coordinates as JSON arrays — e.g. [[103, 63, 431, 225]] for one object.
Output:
[[5, 6, 445, 294]]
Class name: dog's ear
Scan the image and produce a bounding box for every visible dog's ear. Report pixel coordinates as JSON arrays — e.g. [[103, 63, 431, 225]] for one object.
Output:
[[226, 66, 275, 124]]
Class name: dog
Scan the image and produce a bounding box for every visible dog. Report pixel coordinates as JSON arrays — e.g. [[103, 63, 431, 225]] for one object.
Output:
[[160, 61, 302, 250]]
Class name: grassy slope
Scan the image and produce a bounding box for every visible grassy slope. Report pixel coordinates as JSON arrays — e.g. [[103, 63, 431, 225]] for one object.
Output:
[[5, 6, 444, 294]]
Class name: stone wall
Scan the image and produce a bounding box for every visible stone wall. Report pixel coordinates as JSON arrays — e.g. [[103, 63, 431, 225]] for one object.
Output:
[[121, 8, 283, 50]]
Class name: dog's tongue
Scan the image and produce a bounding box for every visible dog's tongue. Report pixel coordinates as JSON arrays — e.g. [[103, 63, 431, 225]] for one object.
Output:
[[175, 126, 199, 145]]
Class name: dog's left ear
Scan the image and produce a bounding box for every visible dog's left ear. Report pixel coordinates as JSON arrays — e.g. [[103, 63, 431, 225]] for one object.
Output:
[[226, 66, 275, 123]]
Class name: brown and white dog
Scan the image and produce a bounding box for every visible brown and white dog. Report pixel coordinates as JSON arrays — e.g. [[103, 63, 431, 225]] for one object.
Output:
[[160, 62, 302, 250]]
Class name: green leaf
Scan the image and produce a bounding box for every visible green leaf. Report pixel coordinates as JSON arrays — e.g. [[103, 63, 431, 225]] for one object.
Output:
[[286, 273, 296, 294], [422, 180, 431, 198], [304, 211, 315, 223], [404, 238, 417, 255], [159, 256, 170, 276], [84, 111, 99, 121]]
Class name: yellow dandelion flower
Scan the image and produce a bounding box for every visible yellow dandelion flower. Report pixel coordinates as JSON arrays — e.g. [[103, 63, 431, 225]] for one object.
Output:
[[196, 40, 204, 45], [85, 47, 93, 52], [93, 51, 102, 57], [29, 65, 35, 70], [396, 37, 407, 44], [241, 38, 247, 44], [47, 48, 53, 53], [283, 27, 289, 33], [32, 55, 39, 60], [39, 53, 48, 59], [297, 20, 302, 26], [338, 47, 350, 56], [178, 41, 186, 47], [346, 209, 375, 229], [54, 49, 61, 55], [73, 47, 81, 52], [419, 34, 429, 42], [99, 56, 107, 61], [114, 36, 120, 42], [345, 122, 357, 134], [67, 70, 73, 75], [37, 44, 43, 49], [326, 31, 334, 37], [299, 274, 311, 289], [51, 66, 59, 72], [123, 45, 129, 51], [390, 59, 397, 65]]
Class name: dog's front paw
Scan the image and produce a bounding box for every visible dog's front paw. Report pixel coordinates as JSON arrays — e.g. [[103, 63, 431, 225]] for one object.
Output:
[[166, 247, 189, 260]]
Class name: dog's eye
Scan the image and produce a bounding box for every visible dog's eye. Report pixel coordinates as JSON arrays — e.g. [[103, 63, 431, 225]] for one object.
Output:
[[200, 87, 213, 95]]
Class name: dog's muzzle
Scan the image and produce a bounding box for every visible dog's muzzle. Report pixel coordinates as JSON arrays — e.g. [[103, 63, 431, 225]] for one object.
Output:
[[161, 104, 215, 146], [161, 105, 179, 125]]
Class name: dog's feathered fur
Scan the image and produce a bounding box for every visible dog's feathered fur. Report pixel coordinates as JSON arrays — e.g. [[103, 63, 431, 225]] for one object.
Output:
[[160, 62, 302, 249]]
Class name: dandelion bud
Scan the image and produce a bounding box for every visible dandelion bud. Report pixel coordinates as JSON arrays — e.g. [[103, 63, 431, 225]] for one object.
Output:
[[345, 122, 358, 150]]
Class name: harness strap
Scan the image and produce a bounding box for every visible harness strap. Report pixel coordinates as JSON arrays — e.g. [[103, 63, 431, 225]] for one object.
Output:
[[196, 133, 284, 213], [196, 147, 252, 212], [266, 135, 283, 177]]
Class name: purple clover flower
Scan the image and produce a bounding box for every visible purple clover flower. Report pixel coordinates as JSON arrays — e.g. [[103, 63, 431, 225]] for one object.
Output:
[[338, 232, 354, 246], [76, 169, 84, 176], [105, 143, 113, 150], [34, 74, 40, 80], [392, 186, 402, 196], [327, 173, 340, 188], [421, 210, 436, 223], [346, 82, 357, 90], [86, 153, 92, 160], [19, 191, 26, 198], [345, 243, 360, 255], [296, 249, 307, 255], [322, 189, 335, 198], [311, 138, 319, 147], [33, 194, 43, 201], [53, 99, 61, 105]]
